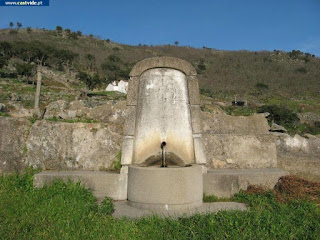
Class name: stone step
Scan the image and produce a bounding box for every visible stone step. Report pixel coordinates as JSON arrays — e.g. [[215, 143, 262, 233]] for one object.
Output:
[[204, 168, 289, 197], [34, 168, 288, 200], [112, 201, 247, 219]]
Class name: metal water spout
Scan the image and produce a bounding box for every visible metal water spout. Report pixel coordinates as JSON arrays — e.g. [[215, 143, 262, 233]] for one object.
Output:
[[161, 142, 167, 167]]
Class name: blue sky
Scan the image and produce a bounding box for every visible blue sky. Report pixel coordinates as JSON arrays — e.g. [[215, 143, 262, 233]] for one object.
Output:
[[1, 0, 320, 56]]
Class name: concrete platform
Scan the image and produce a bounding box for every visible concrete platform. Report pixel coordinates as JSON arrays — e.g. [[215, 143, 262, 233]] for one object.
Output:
[[203, 168, 289, 197], [33, 168, 288, 200], [33, 170, 127, 200], [112, 201, 247, 219]]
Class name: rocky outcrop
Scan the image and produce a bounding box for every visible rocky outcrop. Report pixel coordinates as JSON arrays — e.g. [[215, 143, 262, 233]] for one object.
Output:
[[202, 107, 270, 135], [43, 100, 127, 126]]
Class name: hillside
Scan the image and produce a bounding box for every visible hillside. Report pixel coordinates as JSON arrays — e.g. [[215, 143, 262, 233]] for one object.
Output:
[[0, 27, 320, 134]]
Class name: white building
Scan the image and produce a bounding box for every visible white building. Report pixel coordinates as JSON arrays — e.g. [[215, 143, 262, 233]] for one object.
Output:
[[105, 80, 128, 94]]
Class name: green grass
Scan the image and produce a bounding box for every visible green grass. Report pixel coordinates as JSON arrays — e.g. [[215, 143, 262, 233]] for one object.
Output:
[[46, 116, 98, 123], [1, 170, 320, 239], [0, 112, 10, 117]]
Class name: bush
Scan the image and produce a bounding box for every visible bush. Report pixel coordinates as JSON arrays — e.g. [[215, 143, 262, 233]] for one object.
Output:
[[258, 105, 299, 128], [296, 67, 308, 73]]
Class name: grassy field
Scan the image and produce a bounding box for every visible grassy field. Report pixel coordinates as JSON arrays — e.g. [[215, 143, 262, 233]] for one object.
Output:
[[1, 169, 320, 239]]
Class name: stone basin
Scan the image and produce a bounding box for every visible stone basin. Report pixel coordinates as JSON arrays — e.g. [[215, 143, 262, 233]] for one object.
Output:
[[127, 164, 203, 210]]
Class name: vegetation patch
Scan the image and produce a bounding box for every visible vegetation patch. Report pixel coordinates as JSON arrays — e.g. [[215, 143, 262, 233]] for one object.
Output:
[[1, 170, 320, 239]]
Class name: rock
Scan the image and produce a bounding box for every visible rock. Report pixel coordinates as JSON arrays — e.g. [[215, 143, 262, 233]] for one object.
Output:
[[0, 103, 6, 112], [43, 100, 69, 119], [9, 103, 34, 118], [270, 122, 287, 132], [11, 93, 21, 101], [202, 109, 270, 135], [212, 159, 227, 168], [43, 100, 127, 124]]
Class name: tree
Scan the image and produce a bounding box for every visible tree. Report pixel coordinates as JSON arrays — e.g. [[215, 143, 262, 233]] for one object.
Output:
[[197, 59, 206, 73], [56, 26, 63, 36], [65, 28, 71, 34], [9, 22, 14, 28], [15, 62, 35, 81], [77, 71, 101, 90], [68, 32, 78, 40], [17, 22, 22, 29], [76, 31, 82, 36], [26, 27, 32, 33], [174, 41, 179, 46]]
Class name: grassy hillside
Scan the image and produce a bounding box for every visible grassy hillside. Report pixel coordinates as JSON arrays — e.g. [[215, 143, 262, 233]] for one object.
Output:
[[0, 27, 320, 134], [1, 28, 319, 97]]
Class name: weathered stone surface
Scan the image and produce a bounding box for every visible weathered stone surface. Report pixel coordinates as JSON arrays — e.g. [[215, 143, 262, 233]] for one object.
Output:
[[127, 165, 203, 210], [126, 77, 139, 106], [26, 121, 122, 171], [193, 135, 207, 164], [121, 136, 134, 165], [187, 75, 201, 105], [203, 134, 277, 168], [132, 68, 195, 165], [190, 105, 202, 134], [0, 117, 31, 173], [203, 168, 288, 197], [270, 122, 287, 132], [202, 109, 270, 135], [123, 106, 136, 136], [274, 133, 320, 182], [44, 100, 127, 125], [34, 171, 128, 200], [113, 201, 247, 219], [130, 57, 197, 77]]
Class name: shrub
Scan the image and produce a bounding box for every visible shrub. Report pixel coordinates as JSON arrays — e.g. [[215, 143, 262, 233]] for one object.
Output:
[[258, 105, 299, 128], [296, 67, 307, 73]]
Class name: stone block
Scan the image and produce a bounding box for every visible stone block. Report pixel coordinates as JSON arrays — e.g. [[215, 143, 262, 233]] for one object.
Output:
[[126, 77, 139, 106], [203, 134, 277, 168], [0, 117, 31, 174], [123, 106, 136, 136], [190, 105, 202, 134], [187, 75, 201, 105], [129, 57, 197, 77], [193, 135, 207, 164], [203, 168, 288, 197], [202, 111, 270, 135], [121, 136, 134, 165], [34, 171, 128, 200]]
